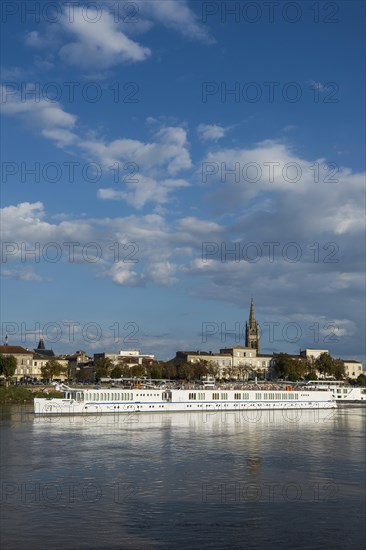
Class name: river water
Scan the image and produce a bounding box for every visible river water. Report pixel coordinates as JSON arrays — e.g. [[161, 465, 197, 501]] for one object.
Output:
[[1, 405, 365, 550]]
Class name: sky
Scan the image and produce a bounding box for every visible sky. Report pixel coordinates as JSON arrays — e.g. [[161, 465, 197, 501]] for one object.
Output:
[[0, 0, 365, 363]]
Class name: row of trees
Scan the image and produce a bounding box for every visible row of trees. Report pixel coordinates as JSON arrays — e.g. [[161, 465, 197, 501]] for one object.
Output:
[[92, 358, 221, 382], [2, 353, 366, 386], [274, 352, 346, 381]]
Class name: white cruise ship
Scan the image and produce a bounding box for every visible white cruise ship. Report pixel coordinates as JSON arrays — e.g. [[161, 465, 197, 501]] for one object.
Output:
[[303, 381, 366, 404], [34, 387, 336, 415]]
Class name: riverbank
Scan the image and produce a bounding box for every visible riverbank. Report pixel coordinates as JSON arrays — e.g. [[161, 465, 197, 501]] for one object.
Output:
[[0, 386, 63, 404]]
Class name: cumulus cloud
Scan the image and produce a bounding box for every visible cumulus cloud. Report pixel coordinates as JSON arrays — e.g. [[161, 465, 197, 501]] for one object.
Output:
[[200, 140, 365, 240], [58, 7, 151, 69], [197, 123, 231, 142], [2, 87, 191, 207], [98, 176, 190, 209], [1, 85, 78, 147], [138, 0, 214, 44], [24, 1, 212, 72], [80, 126, 191, 175]]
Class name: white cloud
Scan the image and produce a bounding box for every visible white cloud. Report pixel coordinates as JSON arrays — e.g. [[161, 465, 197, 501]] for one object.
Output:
[[41, 128, 78, 147], [2, 85, 191, 209], [197, 123, 231, 142], [200, 140, 365, 238], [108, 261, 143, 286], [139, 0, 214, 44], [148, 261, 178, 285], [98, 176, 189, 209], [23, 1, 213, 73], [58, 7, 151, 69], [1, 268, 44, 282], [1, 85, 78, 145], [80, 126, 191, 175]]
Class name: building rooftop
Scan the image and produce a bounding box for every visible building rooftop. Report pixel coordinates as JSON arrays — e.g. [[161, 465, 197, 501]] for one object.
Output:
[[0, 345, 32, 355]]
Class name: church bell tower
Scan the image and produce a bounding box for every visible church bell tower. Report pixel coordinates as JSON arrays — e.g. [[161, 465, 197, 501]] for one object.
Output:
[[245, 299, 260, 352]]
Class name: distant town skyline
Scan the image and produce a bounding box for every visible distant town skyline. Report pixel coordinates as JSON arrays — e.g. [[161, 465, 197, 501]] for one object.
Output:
[[1, 2, 365, 364]]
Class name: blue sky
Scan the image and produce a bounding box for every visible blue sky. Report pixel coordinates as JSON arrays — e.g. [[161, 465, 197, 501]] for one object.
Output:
[[1, 0, 365, 363]]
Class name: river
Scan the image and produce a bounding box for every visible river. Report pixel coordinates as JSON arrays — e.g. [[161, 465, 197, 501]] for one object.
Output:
[[1, 405, 365, 549]]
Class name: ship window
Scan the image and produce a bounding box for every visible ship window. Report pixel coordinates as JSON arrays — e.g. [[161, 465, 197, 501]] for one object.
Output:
[[234, 393, 241, 400], [243, 393, 249, 400], [221, 393, 228, 400], [212, 393, 219, 400], [255, 393, 262, 400]]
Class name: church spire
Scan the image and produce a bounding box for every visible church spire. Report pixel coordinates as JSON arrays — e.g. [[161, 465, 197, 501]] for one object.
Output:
[[245, 298, 260, 352], [249, 298, 255, 323]]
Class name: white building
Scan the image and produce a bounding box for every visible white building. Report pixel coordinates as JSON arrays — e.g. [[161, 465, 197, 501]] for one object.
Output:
[[343, 360, 363, 380], [94, 350, 155, 367]]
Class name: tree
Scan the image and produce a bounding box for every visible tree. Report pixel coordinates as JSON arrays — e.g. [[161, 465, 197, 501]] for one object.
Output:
[[161, 362, 177, 379], [76, 367, 92, 382], [130, 365, 145, 378], [150, 365, 163, 379], [176, 362, 194, 381], [110, 366, 122, 379], [192, 361, 209, 379], [356, 373, 366, 386], [315, 353, 334, 378], [41, 358, 66, 381], [0, 355, 17, 378], [273, 354, 307, 380], [94, 358, 113, 379], [332, 359, 346, 380], [206, 363, 220, 379], [305, 370, 318, 381]]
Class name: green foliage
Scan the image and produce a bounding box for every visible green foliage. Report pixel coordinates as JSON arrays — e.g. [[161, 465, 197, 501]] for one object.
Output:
[[332, 359, 346, 380], [315, 353, 334, 377], [33, 390, 63, 399], [130, 365, 145, 378], [110, 366, 122, 379], [0, 355, 17, 378], [94, 358, 113, 379], [41, 358, 66, 381], [176, 362, 194, 381], [315, 353, 345, 379], [161, 362, 177, 379], [0, 387, 63, 403], [357, 373, 366, 386], [274, 353, 306, 380]]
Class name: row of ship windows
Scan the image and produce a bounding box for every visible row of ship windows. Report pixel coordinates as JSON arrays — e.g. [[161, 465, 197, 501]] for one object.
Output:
[[188, 392, 300, 400], [85, 393, 133, 401]]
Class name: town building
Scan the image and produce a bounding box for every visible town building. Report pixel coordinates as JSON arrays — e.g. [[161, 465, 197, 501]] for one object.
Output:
[[0, 345, 34, 381], [343, 360, 363, 380], [94, 349, 155, 368], [172, 350, 233, 377], [220, 346, 274, 378], [172, 300, 271, 379], [33, 338, 55, 358]]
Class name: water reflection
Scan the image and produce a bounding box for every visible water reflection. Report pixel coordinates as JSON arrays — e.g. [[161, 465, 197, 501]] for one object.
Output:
[[1, 406, 365, 550]]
